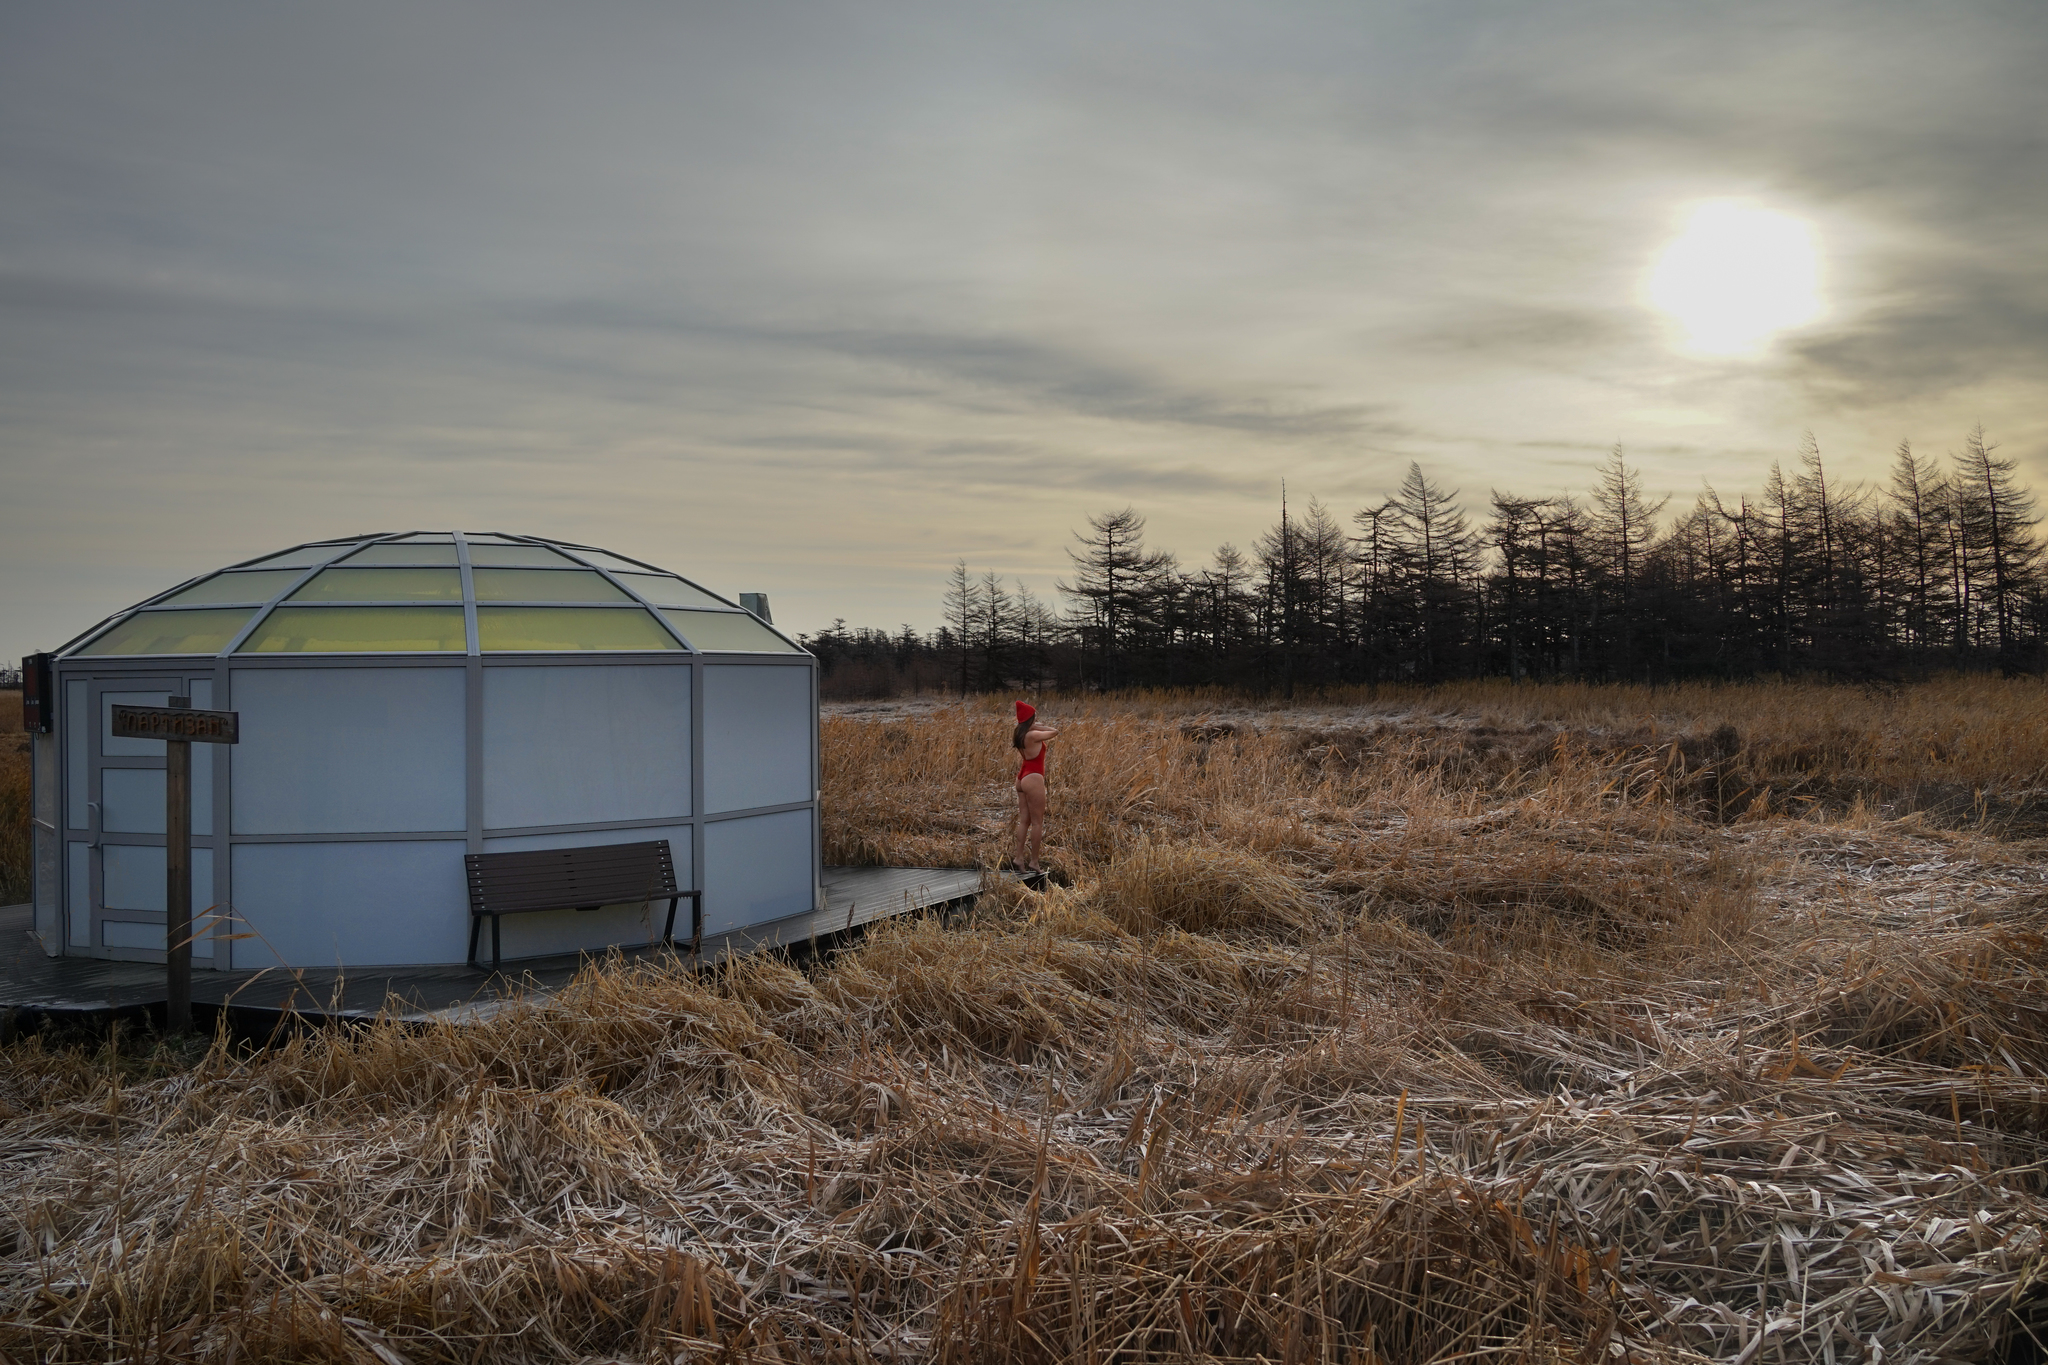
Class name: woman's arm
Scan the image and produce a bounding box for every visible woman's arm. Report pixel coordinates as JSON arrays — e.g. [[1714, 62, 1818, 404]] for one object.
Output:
[[1029, 724, 1059, 741]]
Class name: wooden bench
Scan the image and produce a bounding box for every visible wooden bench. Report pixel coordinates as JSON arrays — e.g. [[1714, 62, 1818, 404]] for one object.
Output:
[[464, 839, 701, 971]]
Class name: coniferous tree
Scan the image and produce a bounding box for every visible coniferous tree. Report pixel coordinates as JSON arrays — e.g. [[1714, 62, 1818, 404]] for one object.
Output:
[[1254, 488, 1302, 695], [1794, 434, 1883, 671], [942, 560, 977, 694], [1298, 498, 1351, 679], [1886, 440, 1948, 654], [976, 570, 1016, 690], [1060, 508, 1173, 690], [1197, 543, 1254, 681], [1590, 447, 1669, 677], [1954, 425, 2039, 667], [1486, 493, 1551, 680], [1542, 495, 1596, 677], [817, 426, 2045, 698], [1257, 495, 1351, 688], [1012, 585, 1057, 691], [1392, 463, 1478, 679], [1351, 500, 1402, 680]]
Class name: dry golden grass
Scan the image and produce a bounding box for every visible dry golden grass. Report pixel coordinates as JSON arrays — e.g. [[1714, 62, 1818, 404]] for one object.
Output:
[[5, 679, 2048, 1362], [0, 691, 28, 905]]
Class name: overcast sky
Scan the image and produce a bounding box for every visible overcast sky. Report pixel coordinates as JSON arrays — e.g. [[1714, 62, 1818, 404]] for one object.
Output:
[[4, 0, 2045, 659]]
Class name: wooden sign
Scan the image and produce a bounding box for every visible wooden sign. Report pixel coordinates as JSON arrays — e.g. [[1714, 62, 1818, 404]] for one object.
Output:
[[110, 704, 240, 744], [118, 697, 241, 1035]]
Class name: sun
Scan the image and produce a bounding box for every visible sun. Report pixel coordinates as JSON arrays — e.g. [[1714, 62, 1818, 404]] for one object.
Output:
[[1644, 200, 1822, 357]]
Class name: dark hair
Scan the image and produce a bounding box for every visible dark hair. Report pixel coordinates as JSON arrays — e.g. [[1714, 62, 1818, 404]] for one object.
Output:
[[1013, 718, 1034, 751]]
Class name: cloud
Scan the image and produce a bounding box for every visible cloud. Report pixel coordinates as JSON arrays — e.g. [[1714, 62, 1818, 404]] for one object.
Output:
[[499, 296, 1405, 439], [1395, 304, 1642, 362], [798, 328, 1398, 438], [3, 0, 2046, 655], [1792, 260, 2048, 405]]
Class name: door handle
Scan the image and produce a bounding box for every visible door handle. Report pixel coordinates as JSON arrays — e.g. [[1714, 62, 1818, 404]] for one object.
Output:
[[87, 801, 102, 848]]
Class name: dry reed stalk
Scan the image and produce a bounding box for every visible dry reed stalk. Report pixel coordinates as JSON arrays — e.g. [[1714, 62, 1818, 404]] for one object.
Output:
[[1089, 839, 1319, 938], [0, 690, 29, 905], [6, 684, 2048, 1361]]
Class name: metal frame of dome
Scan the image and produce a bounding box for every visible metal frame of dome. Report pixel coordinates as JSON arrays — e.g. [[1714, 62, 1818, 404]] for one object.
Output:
[[55, 531, 805, 659], [26, 533, 821, 973]]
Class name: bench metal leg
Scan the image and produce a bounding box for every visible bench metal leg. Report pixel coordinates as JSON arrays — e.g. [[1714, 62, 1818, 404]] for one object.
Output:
[[661, 894, 678, 949], [491, 914, 502, 973], [468, 914, 483, 970], [691, 891, 703, 962]]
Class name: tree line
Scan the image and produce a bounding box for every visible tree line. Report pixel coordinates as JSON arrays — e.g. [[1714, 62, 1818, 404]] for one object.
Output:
[[800, 426, 2048, 696]]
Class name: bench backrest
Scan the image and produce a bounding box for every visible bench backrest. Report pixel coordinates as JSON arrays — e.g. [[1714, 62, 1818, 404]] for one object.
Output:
[[465, 839, 679, 916]]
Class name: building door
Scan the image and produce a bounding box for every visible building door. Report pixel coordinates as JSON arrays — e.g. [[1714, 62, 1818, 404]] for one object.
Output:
[[69, 675, 221, 963]]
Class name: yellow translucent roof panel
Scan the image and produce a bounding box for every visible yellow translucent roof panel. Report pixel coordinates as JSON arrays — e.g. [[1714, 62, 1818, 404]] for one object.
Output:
[[567, 548, 661, 573], [238, 606, 468, 653], [616, 573, 727, 608], [341, 542, 461, 566], [287, 567, 463, 601], [158, 570, 302, 607], [242, 544, 348, 570], [76, 609, 257, 656], [467, 545, 575, 568], [472, 568, 631, 602], [477, 607, 680, 652], [661, 609, 801, 653]]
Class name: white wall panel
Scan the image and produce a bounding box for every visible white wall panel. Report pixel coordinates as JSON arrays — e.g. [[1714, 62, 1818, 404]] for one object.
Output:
[[102, 768, 213, 837], [101, 769, 164, 833], [65, 680, 87, 830], [103, 921, 161, 951], [102, 844, 161, 911], [703, 665, 812, 814], [101, 896, 216, 958], [186, 681, 216, 830], [231, 668, 466, 834], [231, 841, 469, 967], [32, 733, 58, 952], [482, 665, 690, 830], [67, 842, 89, 945], [477, 824, 696, 959], [703, 809, 813, 936], [100, 845, 213, 917]]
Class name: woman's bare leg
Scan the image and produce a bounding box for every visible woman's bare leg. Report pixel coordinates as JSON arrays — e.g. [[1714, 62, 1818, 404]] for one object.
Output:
[[1017, 775, 1048, 871], [1012, 787, 1031, 868]]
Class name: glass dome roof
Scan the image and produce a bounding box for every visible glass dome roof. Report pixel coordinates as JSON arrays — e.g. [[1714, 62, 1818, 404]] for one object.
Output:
[[60, 533, 804, 658]]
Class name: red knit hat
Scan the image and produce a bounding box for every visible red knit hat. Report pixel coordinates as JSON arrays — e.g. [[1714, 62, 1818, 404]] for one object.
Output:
[[1015, 701, 1035, 722]]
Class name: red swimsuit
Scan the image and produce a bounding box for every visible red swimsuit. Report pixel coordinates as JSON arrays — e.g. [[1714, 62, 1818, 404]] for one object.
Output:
[[1018, 741, 1048, 780]]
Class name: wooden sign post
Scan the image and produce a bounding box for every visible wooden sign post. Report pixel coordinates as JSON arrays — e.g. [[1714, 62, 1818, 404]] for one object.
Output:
[[109, 698, 240, 1035]]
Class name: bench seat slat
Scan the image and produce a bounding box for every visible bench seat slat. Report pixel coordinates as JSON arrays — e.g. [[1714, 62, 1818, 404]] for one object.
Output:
[[475, 889, 675, 914], [469, 841, 669, 863], [471, 849, 671, 872], [473, 891, 672, 913], [469, 873, 676, 895], [470, 880, 672, 896]]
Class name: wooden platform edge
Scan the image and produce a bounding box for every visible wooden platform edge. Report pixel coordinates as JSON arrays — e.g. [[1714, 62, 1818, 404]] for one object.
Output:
[[0, 867, 990, 1026]]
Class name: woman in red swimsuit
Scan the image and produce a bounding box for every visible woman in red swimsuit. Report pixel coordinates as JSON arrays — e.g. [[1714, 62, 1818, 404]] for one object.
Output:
[[1012, 701, 1058, 873]]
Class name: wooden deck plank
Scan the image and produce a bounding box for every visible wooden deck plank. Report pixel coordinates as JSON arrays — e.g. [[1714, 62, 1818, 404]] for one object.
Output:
[[0, 865, 986, 1024], [728, 865, 985, 954]]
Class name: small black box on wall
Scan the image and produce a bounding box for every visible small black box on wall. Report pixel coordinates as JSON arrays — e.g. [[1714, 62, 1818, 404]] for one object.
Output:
[[21, 653, 54, 733]]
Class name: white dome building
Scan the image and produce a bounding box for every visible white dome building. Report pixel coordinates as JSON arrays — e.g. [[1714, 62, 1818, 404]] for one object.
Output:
[[25, 532, 818, 970]]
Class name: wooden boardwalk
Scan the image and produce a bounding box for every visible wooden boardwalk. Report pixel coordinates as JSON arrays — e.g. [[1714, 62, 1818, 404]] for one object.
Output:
[[0, 865, 985, 1026]]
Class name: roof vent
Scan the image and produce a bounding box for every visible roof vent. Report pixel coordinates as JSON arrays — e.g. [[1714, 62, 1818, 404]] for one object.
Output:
[[739, 593, 772, 623]]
